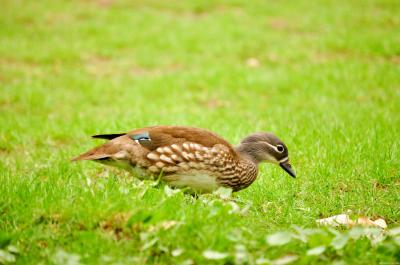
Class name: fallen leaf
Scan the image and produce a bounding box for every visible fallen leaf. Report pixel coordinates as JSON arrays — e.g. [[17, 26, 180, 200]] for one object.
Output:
[[100, 212, 131, 230], [266, 232, 292, 246], [52, 249, 81, 265], [271, 255, 298, 265], [164, 185, 181, 197], [213, 187, 233, 199], [356, 217, 376, 227], [141, 237, 158, 250], [317, 214, 387, 229], [373, 218, 387, 229], [148, 220, 179, 232], [306, 246, 326, 256], [160, 220, 179, 230], [245, 57, 260, 68], [228, 201, 240, 214], [355, 217, 387, 229], [171, 248, 184, 257], [0, 249, 16, 263], [6, 245, 18, 254], [316, 214, 353, 227], [180, 259, 194, 265], [202, 250, 229, 260], [234, 244, 248, 264]]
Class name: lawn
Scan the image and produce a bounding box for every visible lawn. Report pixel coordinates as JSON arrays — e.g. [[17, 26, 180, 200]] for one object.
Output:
[[0, 0, 399, 264]]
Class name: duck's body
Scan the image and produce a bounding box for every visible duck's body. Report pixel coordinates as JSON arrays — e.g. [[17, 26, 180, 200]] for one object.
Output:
[[72, 126, 294, 192]]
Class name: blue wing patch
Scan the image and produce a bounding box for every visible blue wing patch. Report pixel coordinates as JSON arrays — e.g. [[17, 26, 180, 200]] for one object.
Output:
[[130, 132, 151, 141]]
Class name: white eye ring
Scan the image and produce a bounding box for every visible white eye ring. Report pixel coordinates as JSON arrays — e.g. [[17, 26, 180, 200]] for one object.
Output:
[[276, 144, 284, 153]]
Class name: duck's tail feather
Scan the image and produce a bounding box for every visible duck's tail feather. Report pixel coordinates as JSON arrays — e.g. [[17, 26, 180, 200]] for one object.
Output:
[[71, 144, 111, 161], [91, 133, 125, 140]]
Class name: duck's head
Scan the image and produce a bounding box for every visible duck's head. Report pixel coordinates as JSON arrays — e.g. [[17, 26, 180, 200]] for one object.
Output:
[[236, 132, 296, 178]]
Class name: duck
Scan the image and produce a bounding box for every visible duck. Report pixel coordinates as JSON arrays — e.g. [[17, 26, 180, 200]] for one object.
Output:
[[72, 126, 295, 192]]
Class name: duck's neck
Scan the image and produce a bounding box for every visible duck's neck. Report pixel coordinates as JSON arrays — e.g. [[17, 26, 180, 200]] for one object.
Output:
[[231, 143, 260, 191], [234, 143, 262, 165]]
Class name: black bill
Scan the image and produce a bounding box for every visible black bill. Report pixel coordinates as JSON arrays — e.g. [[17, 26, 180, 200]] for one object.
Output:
[[279, 160, 296, 178]]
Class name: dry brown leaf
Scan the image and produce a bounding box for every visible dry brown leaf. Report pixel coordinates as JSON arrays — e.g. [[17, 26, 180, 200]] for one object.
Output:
[[148, 220, 179, 232], [317, 214, 387, 229], [246, 58, 260, 68], [316, 214, 354, 227], [160, 220, 179, 229], [99, 212, 131, 230], [373, 218, 387, 229], [99, 212, 132, 240], [356, 217, 376, 227]]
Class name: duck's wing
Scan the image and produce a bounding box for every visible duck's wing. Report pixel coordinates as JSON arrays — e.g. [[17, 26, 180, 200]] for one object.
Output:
[[129, 126, 234, 152], [133, 126, 238, 172]]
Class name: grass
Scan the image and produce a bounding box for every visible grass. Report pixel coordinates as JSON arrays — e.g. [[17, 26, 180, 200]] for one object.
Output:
[[0, 0, 399, 264]]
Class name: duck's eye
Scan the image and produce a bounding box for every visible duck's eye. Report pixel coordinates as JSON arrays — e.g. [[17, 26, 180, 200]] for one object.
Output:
[[276, 144, 284, 153]]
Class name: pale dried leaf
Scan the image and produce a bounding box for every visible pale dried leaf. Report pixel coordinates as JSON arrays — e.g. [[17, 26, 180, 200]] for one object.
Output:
[[119, 186, 129, 194], [171, 248, 184, 257], [317, 214, 387, 229], [160, 220, 179, 230], [234, 244, 248, 264], [52, 249, 81, 265], [0, 249, 16, 263], [246, 58, 260, 68], [356, 217, 376, 226], [141, 237, 158, 250], [148, 220, 179, 233], [266, 232, 292, 246], [213, 187, 232, 199], [306, 246, 326, 256], [373, 218, 387, 229], [316, 214, 353, 227], [331, 261, 346, 265], [164, 185, 181, 197], [202, 250, 229, 260], [228, 201, 240, 214], [180, 259, 194, 265], [6, 245, 19, 254], [271, 255, 298, 265], [240, 204, 251, 215]]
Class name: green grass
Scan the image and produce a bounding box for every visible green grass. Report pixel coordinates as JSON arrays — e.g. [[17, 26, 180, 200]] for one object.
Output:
[[1, 0, 399, 264]]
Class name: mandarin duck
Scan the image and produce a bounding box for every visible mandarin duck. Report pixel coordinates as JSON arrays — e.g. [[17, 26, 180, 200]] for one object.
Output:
[[72, 126, 295, 192]]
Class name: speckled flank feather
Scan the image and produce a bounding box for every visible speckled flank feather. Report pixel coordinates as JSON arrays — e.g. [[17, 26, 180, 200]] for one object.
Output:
[[72, 126, 293, 192], [143, 142, 258, 191]]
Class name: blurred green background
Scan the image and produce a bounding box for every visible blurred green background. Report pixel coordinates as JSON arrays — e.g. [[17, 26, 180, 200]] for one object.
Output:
[[1, 0, 399, 264]]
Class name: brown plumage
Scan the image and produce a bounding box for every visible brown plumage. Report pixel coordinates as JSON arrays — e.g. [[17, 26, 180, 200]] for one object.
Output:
[[72, 126, 295, 192]]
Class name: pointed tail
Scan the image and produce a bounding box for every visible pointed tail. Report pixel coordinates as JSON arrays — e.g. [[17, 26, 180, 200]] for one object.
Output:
[[71, 133, 128, 162], [71, 144, 111, 161]]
